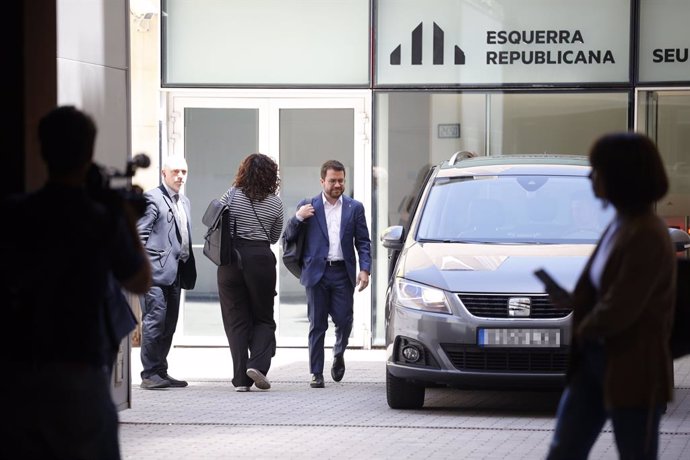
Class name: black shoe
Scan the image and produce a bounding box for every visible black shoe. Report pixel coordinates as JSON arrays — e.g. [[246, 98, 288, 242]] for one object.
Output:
[[141, 374, 171, 390], [331, 356, 345, 382], [160, 372, 188, 388], [310, 373, 325, 388]]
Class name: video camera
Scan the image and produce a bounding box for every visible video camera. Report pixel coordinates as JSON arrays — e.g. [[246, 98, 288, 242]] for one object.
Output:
[[86, 153, 151, 219]]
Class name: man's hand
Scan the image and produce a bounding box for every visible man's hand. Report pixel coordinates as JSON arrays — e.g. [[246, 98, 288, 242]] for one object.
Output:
[[357, 271, 370, 292], [296, 203, 315, 220]]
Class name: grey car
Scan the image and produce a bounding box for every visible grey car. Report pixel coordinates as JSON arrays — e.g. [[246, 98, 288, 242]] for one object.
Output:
[[381, 154, 615, 409]]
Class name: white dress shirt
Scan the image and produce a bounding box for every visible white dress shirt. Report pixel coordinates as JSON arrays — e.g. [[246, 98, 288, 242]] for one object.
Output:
[[323, 194, 344, 261]]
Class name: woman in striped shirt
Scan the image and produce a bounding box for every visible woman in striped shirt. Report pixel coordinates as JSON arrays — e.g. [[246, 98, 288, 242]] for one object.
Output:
[[217, 153, 284, 392]]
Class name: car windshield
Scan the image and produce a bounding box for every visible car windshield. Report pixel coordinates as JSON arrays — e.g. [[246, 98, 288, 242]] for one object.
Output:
[[416, 174, 615, 244]]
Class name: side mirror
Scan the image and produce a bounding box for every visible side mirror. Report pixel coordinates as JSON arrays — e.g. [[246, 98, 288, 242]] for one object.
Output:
[[381, 225, 404, 251], [669, 228, 690, 253]]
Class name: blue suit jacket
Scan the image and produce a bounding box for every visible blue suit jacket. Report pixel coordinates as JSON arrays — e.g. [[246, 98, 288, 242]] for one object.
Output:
[[137, 184, 197, 289], [283, 194, 371, 288]]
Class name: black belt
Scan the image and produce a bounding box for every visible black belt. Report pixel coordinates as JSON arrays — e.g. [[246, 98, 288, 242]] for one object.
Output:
[[325, 259, 345, 266], [235, 238, 269, 247]]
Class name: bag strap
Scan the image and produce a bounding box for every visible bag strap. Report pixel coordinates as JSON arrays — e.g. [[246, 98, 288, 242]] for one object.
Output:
[[225, 187, 238, 239], [250, 201, 271, 241], [220, 187, 237, 238], [220, 187, 237, 207]]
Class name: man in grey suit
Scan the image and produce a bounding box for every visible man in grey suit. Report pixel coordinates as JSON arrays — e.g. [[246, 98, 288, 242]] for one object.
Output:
[[282, 160, 371, 388], [137, 155, 197, 389]]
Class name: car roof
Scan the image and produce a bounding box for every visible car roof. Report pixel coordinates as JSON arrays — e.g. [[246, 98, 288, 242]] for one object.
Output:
[[437, 154, 591, 178]]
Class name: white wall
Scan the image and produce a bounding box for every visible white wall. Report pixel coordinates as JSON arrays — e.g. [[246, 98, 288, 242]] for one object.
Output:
[[57, 0, 130, 171], [56, 0, 132, 410], [130, 0, 161, 192]]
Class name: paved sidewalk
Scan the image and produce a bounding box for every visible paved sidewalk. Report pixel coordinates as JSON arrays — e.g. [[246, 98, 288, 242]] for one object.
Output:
[[120, 348, 690, 459]]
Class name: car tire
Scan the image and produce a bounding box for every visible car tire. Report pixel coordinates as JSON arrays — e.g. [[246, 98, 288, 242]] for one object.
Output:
[[386, 368, 425, 409]]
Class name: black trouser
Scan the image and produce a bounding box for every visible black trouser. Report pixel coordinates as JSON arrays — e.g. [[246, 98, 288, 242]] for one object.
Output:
[[140, 276, 181, 379], [217, 240, 277, 388]]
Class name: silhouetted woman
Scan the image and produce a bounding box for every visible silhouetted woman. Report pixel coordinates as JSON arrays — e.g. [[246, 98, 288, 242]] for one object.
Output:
[[546, 132, 676, 459]]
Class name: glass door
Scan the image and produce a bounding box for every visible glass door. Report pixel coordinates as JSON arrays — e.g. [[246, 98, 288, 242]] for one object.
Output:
[[636, 89, 690, 236], [167, 90, 372, 348]]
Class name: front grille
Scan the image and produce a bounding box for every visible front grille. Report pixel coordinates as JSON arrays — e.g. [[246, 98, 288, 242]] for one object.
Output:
[[441, 344, 568, 373], [459, 294, 571, 318]]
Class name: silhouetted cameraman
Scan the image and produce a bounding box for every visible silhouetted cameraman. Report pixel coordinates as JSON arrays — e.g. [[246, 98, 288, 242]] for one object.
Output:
[[0, 106, 152, 460]]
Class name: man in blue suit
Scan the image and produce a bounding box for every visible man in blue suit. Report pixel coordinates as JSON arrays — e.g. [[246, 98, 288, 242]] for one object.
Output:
[[283, 160, 371, 388], [137, 155, 197, 389]]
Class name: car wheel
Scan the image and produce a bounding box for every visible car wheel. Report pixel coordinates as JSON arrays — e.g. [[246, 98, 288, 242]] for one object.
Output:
[[386, 368, 425, 409]]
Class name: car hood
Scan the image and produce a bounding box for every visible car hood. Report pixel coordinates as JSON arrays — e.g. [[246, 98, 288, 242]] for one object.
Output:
[[397, 242, 594, 294]]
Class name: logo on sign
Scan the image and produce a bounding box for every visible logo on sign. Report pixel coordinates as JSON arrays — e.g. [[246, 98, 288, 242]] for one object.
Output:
[[390, 22, 465, 66], [508, 297, 531, 317]]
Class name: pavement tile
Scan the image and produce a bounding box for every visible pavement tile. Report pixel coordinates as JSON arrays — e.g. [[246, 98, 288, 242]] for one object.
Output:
[[119, 349, 690, 459]]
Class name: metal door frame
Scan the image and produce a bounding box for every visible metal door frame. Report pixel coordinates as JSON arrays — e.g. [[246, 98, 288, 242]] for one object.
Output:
[[165, 89, 373, 348], [634, 87, 690, 235]]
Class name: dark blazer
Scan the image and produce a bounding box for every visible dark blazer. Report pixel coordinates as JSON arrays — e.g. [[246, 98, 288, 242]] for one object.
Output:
[[283, 194, 371, 289], [569, 212, 676, 408], [137, 184, 197, 289]]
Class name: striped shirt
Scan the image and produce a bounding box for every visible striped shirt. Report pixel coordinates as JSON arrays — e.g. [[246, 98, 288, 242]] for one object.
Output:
[[220, 187, 283, 244]]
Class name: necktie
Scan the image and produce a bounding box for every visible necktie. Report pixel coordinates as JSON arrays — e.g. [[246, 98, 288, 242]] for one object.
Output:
[[174, 194, 190, 262]]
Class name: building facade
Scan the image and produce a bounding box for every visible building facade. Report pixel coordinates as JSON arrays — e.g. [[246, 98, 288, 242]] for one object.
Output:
[[131, 0, 690, 348]]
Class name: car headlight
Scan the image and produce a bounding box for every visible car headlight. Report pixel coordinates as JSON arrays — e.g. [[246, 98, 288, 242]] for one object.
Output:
[[393, 279, 451, 314]]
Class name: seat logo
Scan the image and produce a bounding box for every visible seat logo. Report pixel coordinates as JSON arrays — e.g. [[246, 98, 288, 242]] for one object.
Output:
[[390, 22, 465, 66], [508, 297, 531, 317]]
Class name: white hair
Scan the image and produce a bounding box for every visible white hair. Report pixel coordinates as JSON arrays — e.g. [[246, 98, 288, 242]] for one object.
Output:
[[162, 155, 187, 170]]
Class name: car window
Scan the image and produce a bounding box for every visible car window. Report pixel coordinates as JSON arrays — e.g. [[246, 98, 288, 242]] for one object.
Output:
[[416, 175, 614, 244]]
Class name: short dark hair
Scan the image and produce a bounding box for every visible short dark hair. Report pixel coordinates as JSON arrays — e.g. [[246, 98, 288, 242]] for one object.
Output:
[[38, 106, 97, 175], [589, 132, 668, 213], [320, 160, 345, 179]]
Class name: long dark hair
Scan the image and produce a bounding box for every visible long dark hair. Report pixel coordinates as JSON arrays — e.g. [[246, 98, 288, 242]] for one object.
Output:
[[589, 132, 668, 214], [233, 153, 280, 201]]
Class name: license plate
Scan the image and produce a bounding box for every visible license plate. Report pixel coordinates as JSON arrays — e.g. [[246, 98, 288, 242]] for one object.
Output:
[[477, 328, 561, 347]]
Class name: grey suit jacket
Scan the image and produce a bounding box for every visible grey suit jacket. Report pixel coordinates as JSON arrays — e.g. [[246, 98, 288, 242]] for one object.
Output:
[[137, 184, 197, 289], [283, 194, 371, 289]]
